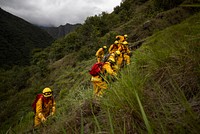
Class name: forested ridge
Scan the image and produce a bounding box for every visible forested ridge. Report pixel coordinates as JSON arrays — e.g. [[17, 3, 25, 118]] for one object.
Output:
[[0, 8, 54, 68], [0, 0, 200, 133]]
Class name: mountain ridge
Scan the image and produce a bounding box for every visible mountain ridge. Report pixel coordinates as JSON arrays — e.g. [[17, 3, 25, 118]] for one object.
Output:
[[0, 8, 54, 68], [41, 23, 81, 39]]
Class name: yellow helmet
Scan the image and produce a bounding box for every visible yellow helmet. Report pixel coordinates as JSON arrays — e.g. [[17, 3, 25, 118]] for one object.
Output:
[[108, 57, 115, 63], [103, 46, 107, 49], [123, 41, 128, 45], [114, 41, 119, 44], [42, 87, 52, 97], [124, 34, 128, 38], [115, 50, 121, 55]]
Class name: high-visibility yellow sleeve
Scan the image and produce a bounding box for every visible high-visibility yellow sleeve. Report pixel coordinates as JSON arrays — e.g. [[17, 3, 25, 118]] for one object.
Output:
[[36, 98, 44, 119], [52, 100, 56, 114], [108, 44, 113, 53], [103, 62, 117, 76], [96, 48, 103, 57], [91, 75, 102, 82]]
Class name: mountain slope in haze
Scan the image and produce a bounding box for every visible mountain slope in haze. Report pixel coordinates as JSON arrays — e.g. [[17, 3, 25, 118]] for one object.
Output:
[[41, 23, 81, 39], [0, 8, 54, 68]]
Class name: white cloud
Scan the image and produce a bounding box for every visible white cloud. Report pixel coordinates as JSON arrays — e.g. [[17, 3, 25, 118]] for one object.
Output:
[[0, 0, 121, 26]]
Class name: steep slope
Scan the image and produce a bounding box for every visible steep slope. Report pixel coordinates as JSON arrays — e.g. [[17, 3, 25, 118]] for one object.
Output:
[[0, 0, 199, 133], [10, 11, 200, 134], [0, 8, 54, 68], [41, 23, 81, 39]]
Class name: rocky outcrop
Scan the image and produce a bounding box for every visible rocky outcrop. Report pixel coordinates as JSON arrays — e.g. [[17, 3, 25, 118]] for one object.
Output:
[[41, 23, 81, 39]]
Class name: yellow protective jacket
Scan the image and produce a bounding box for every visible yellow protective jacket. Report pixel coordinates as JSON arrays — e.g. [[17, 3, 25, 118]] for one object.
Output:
[[96, 47, 105, 63], [102, 62, 117, 77], [96, 48, 104, 58], [118, 44, 130, 54], [34, 96, 56, 127], [108, 44, 118, 54], [91, 75, 103, 82], [90, 61, 117, 82]]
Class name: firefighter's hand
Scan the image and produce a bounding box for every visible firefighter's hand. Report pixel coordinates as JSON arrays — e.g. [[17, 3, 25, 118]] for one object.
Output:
[[41, 117, 46, 122]]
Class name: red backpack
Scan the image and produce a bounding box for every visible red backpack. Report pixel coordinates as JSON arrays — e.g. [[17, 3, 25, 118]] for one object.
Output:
[[89, 62, 104, 76], [32, 94, 44, 113]]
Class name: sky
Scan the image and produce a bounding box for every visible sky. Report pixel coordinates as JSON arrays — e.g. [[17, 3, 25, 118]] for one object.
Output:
[[0, 0, 122, 27]]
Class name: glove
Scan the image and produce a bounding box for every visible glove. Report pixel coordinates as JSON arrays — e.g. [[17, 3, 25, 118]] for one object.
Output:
[[41, 117, 46, 122]]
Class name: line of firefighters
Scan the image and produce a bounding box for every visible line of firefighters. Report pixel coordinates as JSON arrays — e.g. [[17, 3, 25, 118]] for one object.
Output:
[[91, 34, 131, 97], [33, 34, 131, 128]]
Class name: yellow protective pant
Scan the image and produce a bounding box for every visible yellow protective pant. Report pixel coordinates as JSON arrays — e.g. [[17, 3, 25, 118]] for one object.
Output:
[[34, 115, 43, 127], [92, 80, 107, 97], [117, 54, 123, 68], [124, 54, 130, 65], [112, 64, 119, 73]]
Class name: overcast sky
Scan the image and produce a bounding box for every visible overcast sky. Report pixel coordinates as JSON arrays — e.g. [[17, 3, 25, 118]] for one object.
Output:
[[0, 0, 122, 27]]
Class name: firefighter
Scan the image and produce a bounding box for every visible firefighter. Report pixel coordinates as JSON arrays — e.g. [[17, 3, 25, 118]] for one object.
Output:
[[122, 41, 131, 65], [91, 54, 118, 97], [34, 87, 56, 127], [117, 42, 124, 68], [113, 50, 121, 72], [108, 41, 119, 54], [96, 45, 107, 63], [101, 52, 119, 83], [116, 34, 128, 43]]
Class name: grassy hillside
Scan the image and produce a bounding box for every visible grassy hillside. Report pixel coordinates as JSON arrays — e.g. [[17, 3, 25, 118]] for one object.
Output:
[[0, 8, 54, 68], [0, 0, 199, 133], [2, 9, 200, 134]]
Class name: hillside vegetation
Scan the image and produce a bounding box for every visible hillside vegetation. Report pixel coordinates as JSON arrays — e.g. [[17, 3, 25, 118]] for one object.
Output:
[[0, 0, 199, 133], [0, 8, 54, 68]]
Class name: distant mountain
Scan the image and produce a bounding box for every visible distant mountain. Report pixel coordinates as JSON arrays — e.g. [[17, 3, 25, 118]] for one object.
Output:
[[0, 8, 54, 68], [41, 23, 82, 39]]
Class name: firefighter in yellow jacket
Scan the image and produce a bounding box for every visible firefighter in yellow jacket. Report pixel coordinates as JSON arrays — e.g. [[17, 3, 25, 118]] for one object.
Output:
[[96, 45, 107, 63], [122, 41, 131, 65], [91, 55, 118, 97], [113, 50, 121, 72], [34, 87, 56, 127], [117, 42, 124, 68], [107, 50, 121, 73], [102, 57, 117, 78], [117, 40, 131, 67], [116, 34, 128, 43], [108, 41, 119, 54]]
